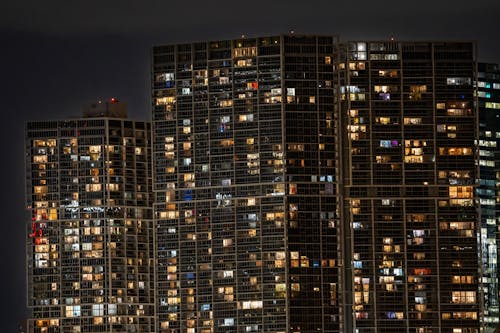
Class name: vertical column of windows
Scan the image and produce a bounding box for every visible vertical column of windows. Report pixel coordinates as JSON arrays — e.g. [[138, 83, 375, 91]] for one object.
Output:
[[433, 43, 479, 332]]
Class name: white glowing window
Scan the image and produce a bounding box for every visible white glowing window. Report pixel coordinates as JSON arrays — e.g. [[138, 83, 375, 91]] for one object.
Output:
[[447, 77, 471, 85], [241, 301, 263, 309], [223, 318, 234, 326], [92, 304, 104, 316], [65, 305, 81, 317]]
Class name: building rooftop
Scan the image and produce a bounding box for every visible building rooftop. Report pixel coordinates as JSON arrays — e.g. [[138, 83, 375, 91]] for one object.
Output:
[[82, 98, 127, 118]]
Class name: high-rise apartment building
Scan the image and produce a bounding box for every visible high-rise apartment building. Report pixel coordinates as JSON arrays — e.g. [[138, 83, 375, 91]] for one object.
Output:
[[25, 35, 485, 333], [477, 62, 500, 331], [25, 101, 155, 332], [151, 36, 482, 332], [152, 36, 341, 332], [340, 41, 480, 332]]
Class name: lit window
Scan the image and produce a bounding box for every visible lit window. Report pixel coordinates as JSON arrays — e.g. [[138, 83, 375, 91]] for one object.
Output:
[[247, 82, 258, 90], [446, 77, 471, 85], [404, 117, 422, 125], [409, 85, 427, 100], [241, 300, 263, 309], [65, 305, 81, 317], [486, 102, 500, 109], [239, 114, 254, 122], [378, 70, 398, 78], [451, 291, 476, 304], [379, 140, 398, 148], [449, 186, 473, 199]]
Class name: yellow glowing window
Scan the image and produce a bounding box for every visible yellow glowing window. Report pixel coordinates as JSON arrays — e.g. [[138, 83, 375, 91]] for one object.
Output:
[[34, 186, 48, 194], [48, 209, 58, 220], [449, 186, 473, 199]]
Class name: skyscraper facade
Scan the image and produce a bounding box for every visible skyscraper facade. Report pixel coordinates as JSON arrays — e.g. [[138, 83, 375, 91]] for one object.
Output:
[[25, 35, 485, 333], [152, 35, 341, 332], [151, 36, 482, 332], [340, 41, 480, 332], [477, 62, 500, 331], [25, 102, 155, 332]]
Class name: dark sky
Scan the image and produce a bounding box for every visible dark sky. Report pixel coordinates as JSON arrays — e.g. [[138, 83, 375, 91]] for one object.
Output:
[[1, 0, 499, 331]]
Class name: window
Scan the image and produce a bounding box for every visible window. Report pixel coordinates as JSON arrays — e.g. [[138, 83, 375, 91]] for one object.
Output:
[[236, 59, 253, 67], [374, 85, 396, 93], [381, 199, 394, 206], [33, 155, 48, 163], [375, 117, 391, 125], [451, 275, 474, 284], [449, 186, 473, 199], [378, 70, 398, 78], [92, 304, 104, 316], [447, 77, 471, 85], [233, 46, 256, 57], [239, 114, 254, 122], [438, 147, 473, 156], [486, 102, 500, 109], [379, 92, 390, 100], [219, 99, 233, 107], [376, 155, 391, 163], [85, 184, 102, 192], [288, 144, 305, 152], [409, 85, 427, 100], [247, 82, 258, 90], [379, 140, 398, 148], [451, 291, 476, 304], [241, 300, 263, 309], [156, 96, 175, 106], [350, 43, 366, 60], [65, 305, 81, 317], [370, 53, 399, 60]]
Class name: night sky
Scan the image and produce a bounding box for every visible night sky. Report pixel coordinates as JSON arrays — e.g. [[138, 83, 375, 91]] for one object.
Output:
[[1, 0, 499, 330]]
